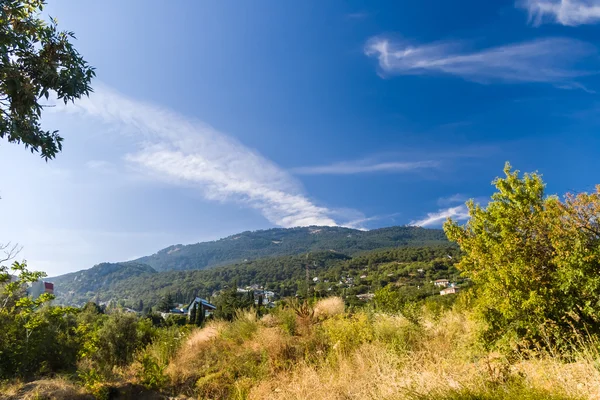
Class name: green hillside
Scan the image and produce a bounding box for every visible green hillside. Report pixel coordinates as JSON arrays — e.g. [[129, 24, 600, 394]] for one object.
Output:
[[51, 225, 449, 307], [133, 225, 448, 272], [51, 262, 157, 304], [53, 245, 460, 309]]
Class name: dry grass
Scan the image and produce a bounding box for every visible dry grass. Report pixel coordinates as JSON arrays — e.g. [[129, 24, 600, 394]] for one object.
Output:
[[246, 310, 600, 400], [314, 297, 345, 319], [164, 320, 226, 382], [0, 378, 93, 400], [157, 306, 600, 399], [6, 307, 598, 400]]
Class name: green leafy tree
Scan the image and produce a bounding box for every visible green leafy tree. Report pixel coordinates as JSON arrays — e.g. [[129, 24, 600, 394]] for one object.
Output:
[[0, 260, 79, 378], [96, 313, 132, 366], [1, 0, 95, 159], [214, 286, 254, 320], [158, 293, 174, 313], [445, 163, 600, 350]]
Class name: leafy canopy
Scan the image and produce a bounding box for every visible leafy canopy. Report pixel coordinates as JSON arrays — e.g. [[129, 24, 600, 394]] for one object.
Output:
[[0, 0, 95, 159], [444, 163, 600, 350]]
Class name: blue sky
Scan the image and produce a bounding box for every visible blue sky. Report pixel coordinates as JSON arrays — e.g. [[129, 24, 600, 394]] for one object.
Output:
[[2, 0, 600, 276]]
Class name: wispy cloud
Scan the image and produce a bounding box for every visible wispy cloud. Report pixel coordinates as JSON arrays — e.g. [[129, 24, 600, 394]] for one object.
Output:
[[59, 84, 348, 228], [517, 0, 600, 26], [410, 205, 469, 227], [292, 160, 438, 175], [365, 36, 597, 90], [437, 193, 468, 206]]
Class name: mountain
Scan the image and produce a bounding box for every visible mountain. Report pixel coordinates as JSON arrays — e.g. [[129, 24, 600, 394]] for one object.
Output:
[[50, 225, 449, 306], [53, 245, 460, 308], [51, 262, 156, 304], [133, 226, 448, 272]]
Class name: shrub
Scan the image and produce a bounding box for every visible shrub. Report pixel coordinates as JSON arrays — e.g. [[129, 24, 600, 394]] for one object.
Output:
[[445, 163, 600, 351], [323, 312, 374, 354], [94, 312, 153, 369], [0, 262, 81, 379]]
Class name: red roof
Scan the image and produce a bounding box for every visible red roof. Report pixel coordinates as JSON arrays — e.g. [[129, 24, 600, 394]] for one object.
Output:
[[44, 282, 54, 290]]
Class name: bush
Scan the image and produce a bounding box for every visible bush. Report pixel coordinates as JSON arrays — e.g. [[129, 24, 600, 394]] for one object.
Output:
[[0, 262, 81, 379], [94, 312, 154, 369], [445, 164, 600, 351], [323, 312, 374, 354]]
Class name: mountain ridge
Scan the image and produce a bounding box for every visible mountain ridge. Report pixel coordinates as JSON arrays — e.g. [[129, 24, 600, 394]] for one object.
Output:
[[132, 225, 448, 272], [50, 225, 449, 305]]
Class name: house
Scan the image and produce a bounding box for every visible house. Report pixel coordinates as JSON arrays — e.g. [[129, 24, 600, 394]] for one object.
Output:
[[434, 279, 450, 288], [27, 279, 54, 299], [440, 287, 459, 296], [184, 297, 216, 317], [356, 293, 375, 301]]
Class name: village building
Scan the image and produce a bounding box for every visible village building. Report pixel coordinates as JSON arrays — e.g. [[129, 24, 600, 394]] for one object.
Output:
[[356, 293, 375, 301], [440, 287, 459, 296], [183, 297, 216, 317], [27, 279, 54, 299], [434, 279, 450, 288]]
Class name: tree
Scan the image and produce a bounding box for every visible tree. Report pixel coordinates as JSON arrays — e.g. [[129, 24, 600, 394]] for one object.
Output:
[[195, 304, 204, 327], [214, 286, 253, 320], [0, 0, 95, 160], [189, 301, 197, 325], [0, 261, 78, 378], [157, 294, 174, 313], [444, 163, 600, 351], [95, 313, 145, 368]]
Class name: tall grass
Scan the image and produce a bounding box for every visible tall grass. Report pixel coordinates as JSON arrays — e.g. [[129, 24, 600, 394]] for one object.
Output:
[[4, 297, 600, 399], [158, 297, 600, 399]]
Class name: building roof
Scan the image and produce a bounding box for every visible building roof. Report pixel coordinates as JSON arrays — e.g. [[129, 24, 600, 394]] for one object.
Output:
[[186, 297, 216, 310]]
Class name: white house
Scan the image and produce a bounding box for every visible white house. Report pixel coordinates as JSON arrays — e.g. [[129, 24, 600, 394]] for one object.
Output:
[[434, 279, 450, 288]]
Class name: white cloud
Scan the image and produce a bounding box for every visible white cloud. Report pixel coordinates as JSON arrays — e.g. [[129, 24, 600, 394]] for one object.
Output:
[[365, 36, 596, 89], [410, 205, 469, 227], [60, 84, 342, 228], [518, 0, 600, 26], [437, 193, 468, 206], [293, 160, 438, 175]]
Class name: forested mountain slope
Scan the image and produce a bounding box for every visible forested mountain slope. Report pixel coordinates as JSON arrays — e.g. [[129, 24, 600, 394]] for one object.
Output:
[[51, 226, 449, 306], [51, 262, 157, 303], [133, 225, 447, 272], [53, 245, 460, 308]]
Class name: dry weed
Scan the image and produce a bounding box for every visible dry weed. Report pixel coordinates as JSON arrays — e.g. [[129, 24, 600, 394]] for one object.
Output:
[[314, 297, 345, 319], [0, 378, 93, 400]]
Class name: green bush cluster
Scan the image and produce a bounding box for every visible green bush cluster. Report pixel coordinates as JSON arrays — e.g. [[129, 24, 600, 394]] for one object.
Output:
[[445, 164, 600, 351]]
